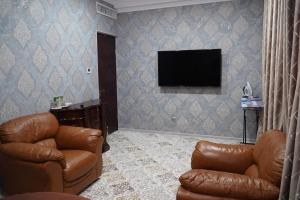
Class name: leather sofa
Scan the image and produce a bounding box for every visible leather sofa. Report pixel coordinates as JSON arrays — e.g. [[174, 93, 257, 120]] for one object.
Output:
[[177, 130, 286, 200], [0, 112, 103, 195]]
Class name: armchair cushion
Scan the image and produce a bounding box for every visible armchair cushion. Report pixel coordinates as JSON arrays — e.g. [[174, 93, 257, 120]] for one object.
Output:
[[177, 186, 239, 200], [1, 192, 90, 200], [55, 126, 102, 153], [35, 138, 57, 148], [244, 164, 259, 178], [0, 143, 65, 168], [192, 141, 254, 174], [179, 169, 279, 200], [61, 150, 97, 182]]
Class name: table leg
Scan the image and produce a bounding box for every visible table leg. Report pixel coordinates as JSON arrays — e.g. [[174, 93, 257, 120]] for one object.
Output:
[[243, 110, 247, 144], [255, 110, 260, 134]]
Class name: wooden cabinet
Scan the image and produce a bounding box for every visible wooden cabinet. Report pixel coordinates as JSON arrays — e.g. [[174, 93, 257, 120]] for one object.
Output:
[[50, 99, 110, 152]]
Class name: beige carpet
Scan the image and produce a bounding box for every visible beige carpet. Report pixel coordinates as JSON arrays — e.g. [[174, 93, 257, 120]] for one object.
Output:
[[80, 130, 238, 200]]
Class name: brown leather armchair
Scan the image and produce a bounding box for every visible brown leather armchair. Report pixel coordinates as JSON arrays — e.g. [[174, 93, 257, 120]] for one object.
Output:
[[0, 112, 103, 195], [177, 130, 286, 200]]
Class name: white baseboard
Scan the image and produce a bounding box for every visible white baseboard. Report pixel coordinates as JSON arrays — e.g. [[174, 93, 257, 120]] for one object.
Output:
[[117, 128, 256, 144]]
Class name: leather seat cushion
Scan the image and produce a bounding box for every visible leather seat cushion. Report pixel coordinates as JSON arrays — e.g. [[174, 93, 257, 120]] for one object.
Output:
[[35, 138, 57, 148], [61, 150, 96, 182], [177, 186, 239, 200], [244, 164, 259, 178], [179, 169, 279, 200], [2, 192, 89, 200]]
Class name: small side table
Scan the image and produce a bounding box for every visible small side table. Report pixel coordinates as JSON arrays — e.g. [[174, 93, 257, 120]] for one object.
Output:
[[241, 99, 263, 144]]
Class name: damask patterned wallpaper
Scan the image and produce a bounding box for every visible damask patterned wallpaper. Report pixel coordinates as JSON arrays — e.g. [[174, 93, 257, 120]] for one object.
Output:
[[0, 0, 115, 123], [116, 0, 264, 139]]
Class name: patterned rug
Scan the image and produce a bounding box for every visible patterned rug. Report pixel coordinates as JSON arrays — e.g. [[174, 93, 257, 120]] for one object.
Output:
[[80, 130, 238, 200]]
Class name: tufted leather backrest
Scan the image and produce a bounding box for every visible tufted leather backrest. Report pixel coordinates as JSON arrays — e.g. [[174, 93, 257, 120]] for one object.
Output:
[[253, 130, 286, 187], [0, 113, 59, 144]]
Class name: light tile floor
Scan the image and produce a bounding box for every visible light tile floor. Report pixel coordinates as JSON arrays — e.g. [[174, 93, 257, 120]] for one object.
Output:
[[80, 130, 238, 200]]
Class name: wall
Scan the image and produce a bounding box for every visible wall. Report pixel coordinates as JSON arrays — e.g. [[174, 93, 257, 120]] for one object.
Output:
[[0, 0, 115, 123], [116, 0, 264, 139]]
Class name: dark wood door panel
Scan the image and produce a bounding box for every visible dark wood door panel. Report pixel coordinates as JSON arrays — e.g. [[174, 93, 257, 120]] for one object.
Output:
[[97, 33, 118, 134]]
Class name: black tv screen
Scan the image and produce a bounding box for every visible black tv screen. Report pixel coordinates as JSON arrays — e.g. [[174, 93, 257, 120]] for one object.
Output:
[[158, 49, 221, 87]]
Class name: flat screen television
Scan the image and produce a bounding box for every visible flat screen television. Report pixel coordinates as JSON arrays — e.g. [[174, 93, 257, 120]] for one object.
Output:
[[158, 49, 221, 87]]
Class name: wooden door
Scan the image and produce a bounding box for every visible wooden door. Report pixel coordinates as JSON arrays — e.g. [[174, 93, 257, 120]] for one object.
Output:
[[97, 32, 118, 134]]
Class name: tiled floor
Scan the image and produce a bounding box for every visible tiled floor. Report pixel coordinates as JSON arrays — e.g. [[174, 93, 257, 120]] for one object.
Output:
[[80, 130, 238, 200]]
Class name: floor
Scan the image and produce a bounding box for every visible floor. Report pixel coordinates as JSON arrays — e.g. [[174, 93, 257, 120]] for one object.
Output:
[[80, 130, 238, 200]]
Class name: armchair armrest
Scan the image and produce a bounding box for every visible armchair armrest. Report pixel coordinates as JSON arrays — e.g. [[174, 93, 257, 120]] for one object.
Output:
[[179, 169, 279, 200], [0, 143, 65, 168], [192, 141, 254, 174], [55, 126, 103, 153]]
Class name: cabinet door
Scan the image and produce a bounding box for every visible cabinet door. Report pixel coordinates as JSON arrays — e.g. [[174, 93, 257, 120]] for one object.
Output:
[[86, 106, 101, 129]]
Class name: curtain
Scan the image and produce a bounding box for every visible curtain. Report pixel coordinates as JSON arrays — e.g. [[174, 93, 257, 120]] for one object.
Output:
[[262, 0, 300, 199], [280, 0, 300, 198], [262, 0, 288, 132]]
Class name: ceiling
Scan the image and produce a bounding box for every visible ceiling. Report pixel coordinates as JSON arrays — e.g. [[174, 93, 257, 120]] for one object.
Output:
[[105, 0, 233, 13]]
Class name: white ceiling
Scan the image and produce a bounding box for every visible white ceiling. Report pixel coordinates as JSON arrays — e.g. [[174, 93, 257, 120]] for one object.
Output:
[[105, 0, 233, 13]]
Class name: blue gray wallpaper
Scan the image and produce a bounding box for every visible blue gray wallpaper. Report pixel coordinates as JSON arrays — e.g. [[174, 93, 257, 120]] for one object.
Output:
[[0, 0, 115, 123], [116, 0, 264, 139]]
